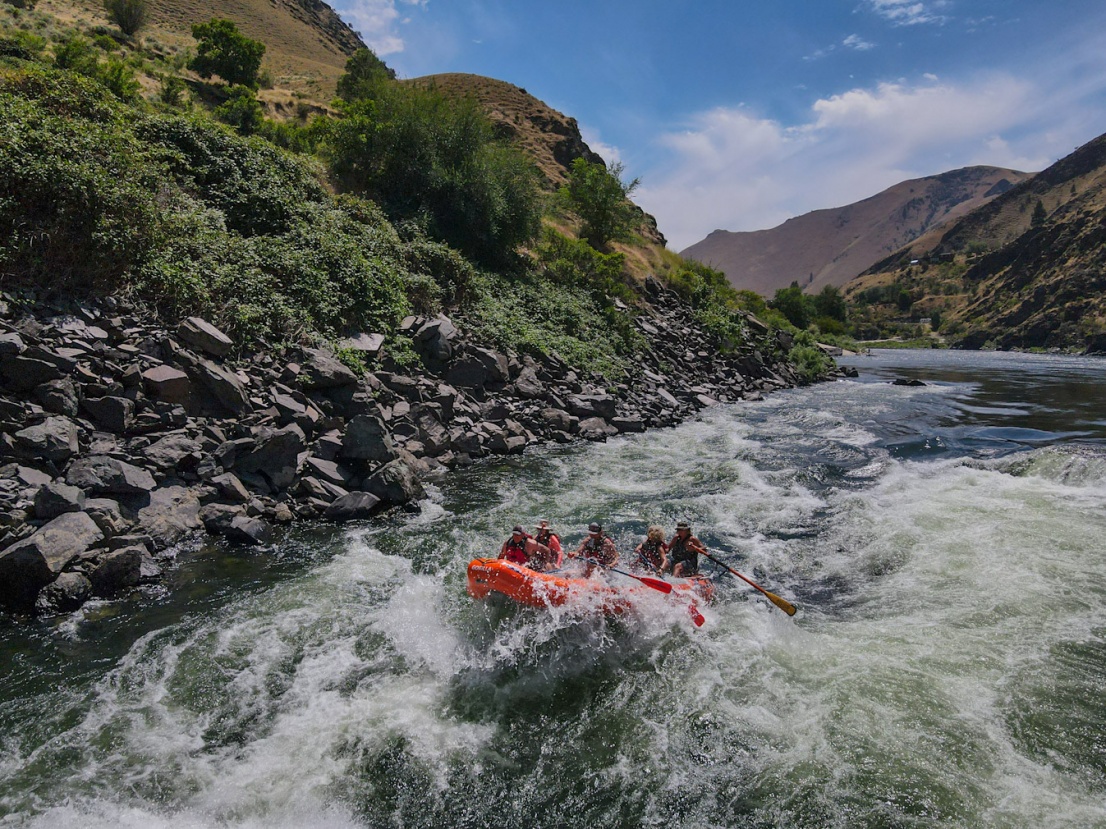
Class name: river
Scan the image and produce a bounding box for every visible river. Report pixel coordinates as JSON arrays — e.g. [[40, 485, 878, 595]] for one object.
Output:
[[2, 349, 1105, 828]]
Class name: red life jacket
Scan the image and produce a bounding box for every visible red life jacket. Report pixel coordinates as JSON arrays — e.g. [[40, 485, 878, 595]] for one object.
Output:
[[503, 535, 530, 564]]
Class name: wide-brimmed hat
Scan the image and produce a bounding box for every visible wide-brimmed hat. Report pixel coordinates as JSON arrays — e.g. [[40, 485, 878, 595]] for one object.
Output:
[[535, 520, 549, 529], [675, 521, 691, 531]]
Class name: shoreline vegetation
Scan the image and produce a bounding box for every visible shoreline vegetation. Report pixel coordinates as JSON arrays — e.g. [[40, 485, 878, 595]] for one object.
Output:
[[0, 7, 842, 619]]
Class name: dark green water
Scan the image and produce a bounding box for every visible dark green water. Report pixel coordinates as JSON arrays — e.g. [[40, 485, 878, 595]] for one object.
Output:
[[2, 349, 1106, 828]]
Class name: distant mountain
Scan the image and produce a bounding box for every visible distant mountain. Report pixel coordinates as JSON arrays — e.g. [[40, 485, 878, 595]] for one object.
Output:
[[681, 166, 1031, 296], [849, 130, 1106, 352]]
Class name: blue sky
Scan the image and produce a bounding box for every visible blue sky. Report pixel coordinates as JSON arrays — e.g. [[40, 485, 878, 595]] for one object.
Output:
[[329, 1, 1106, 250]]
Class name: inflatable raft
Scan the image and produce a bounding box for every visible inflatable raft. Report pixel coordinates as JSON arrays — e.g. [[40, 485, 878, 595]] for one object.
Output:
[[466, 557, 714, 624]]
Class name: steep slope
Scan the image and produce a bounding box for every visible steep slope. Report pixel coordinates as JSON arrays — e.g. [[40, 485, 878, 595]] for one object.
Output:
[[682, 166, 1030, 296], [41, 0, 362, 95], [847, 131, 1106, 351]]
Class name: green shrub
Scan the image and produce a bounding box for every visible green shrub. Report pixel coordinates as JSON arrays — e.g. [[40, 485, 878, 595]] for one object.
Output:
[[788, 331, 833, 384], [0, 29, 46, 60], [214, 84, 262, 134], [335, 47, 394, 102], [188, 18, 265, 88], [558, 157, 640, 249], [324, 82, 542, 266], [0, 80, 162, 288], [103, 0, 147, 37], [158, 74, 186, 107]]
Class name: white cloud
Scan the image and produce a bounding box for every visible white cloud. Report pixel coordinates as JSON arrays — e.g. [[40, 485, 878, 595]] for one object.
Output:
[[635, 74, 1090, 251], [843, 34, 875, 51], [865, 0, 950, 27], [336, 0, 424, 56], [579, 125, 622, 167]]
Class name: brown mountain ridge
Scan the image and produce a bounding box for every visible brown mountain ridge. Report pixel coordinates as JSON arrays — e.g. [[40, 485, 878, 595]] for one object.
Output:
[[682, 166, 1031, 297]]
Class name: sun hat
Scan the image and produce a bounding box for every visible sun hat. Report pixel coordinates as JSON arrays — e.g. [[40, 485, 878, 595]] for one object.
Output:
[[588, 522, 601, 534]]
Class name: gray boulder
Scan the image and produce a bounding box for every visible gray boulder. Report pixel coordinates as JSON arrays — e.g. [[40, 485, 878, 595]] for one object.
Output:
[[223, 515, 273, 546], [135, 486, 201, 549], [67, 456, 156, 495], [144, 433, 203, 474], [34, 482, 86, 520], [35, 571, 92, 614], [88, 546, 144, 596], [80, 396, 134, 434], [142, 365, 191, 404], [324, 491, 382, 522], [236, 424, 306, 490], [84, 498, 131, 537], [36, 378, 79, 417], [15, 417, 80, 464], [300, 348, 358, 389], [341, 415, 397, 464], [567, 394, 618, 420], [0, 511, 104, 609], [177, 317, 233, 358], [192, 358, 250, 415], [362, 460, 425, 506]]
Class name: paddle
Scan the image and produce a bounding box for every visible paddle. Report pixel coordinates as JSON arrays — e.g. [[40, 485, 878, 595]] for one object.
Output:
[[585, 557, 706, 627], [698, 550, 797, 616], [581, 557, 672, 594]]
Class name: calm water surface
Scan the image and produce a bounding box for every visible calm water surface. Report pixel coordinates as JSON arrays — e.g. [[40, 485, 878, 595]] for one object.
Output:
[[2, 349, 1105, 828]]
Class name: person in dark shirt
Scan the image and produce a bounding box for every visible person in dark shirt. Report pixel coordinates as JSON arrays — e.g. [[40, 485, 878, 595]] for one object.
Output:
[[666, 520, 706, 577], [571, 521, 618, 575], [633, 525, 668, 573]]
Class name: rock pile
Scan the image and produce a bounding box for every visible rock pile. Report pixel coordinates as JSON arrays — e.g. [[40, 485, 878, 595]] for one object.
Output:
[[0, 287, 824, 616]]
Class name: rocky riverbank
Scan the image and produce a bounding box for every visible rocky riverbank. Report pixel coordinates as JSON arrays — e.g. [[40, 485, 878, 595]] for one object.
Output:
[[0, 282, 832, 617]]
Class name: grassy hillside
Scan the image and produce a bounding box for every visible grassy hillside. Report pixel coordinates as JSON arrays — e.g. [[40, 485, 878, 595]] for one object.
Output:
[[846, 132, 1106, 351], [32, 0, 359, 96], [1, 2, 820, 381]]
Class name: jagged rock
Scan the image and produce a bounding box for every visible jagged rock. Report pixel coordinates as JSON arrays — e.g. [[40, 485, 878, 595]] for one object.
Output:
[[513, 366, 544, 399], [88, 546, 144, 596], [611, 417, 647, 433], [144, 433, 202, 474], [567, 393, 618, 420], [177, 317, 233, 358], [304, 456, 350, 486], [0, 354, 64, 391], [341, 332, 385, 356], [80, 395, 134, 434], [324, 491, 382, 522], [413, 317, 459, 366], [300, 348, 358, 389], [0, 511, 104, 609], [578, 417, 618, 440], [0, 331, 24, 355], [223, 515, 273, 546], [143, 365, 191, 404], [36, 378, 79, 417], [540, 408, 577, 433], [33, 482, 86, 520], [200, 503, 244, 535], [236, 424, 306, 490], [362, 460, 425, 506], [35, 571, 92, 614], [15, 416, 80, 464], [341, 414, 397, 464], [135, 486, 201, 549], [5, 465, 52, 487], [67, 456, 156, 495], [892, 378, 926, 387], [444, 357, 488, 389], [192, 358, 250, 415], [211, 472, 251, 503]]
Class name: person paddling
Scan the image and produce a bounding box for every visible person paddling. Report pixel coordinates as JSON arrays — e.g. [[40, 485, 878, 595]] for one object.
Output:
[[666, 520, 706, 577], [499, 525, 551, 569], [570, 522, 619, 575], [633, 525, 668, 574]]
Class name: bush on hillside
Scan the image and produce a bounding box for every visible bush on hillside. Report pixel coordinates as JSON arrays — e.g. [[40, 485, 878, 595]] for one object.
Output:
[[0, 76, 163, 287], [214, 84, 262, 134], [103, 0, 148, 37], [188, 18, 265, 88], [558, 157, 640, 250], [336, 47, 394, 102], [324, 82, 542, 267], [52, 35, 139, 101]]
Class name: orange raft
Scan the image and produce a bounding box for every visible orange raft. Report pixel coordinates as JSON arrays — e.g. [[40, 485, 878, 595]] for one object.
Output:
[[466, 557, 714, 621]]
